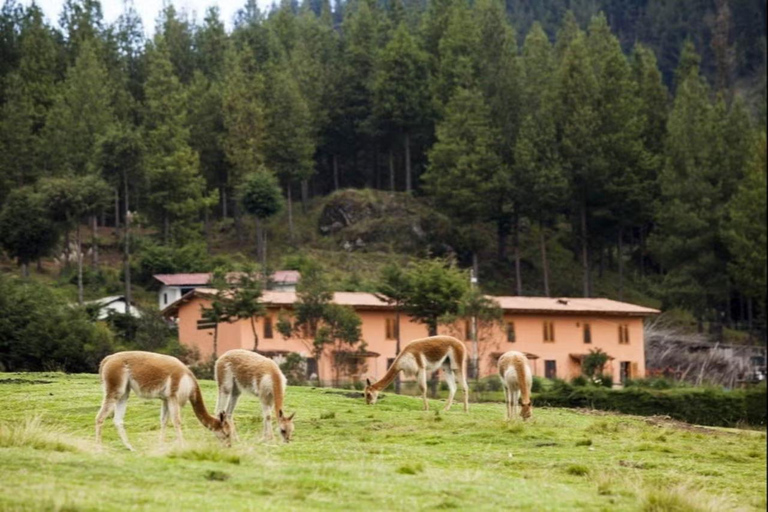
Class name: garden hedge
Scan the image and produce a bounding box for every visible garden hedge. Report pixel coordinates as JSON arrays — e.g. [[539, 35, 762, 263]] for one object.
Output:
[[533, 383, 766, 428]]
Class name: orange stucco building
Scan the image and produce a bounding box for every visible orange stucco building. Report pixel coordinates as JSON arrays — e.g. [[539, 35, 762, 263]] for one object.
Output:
[[163, 290, 658, 386]]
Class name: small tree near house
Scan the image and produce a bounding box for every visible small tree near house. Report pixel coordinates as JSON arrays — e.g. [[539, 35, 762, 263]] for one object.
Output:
[[276, 262, 363, 386]]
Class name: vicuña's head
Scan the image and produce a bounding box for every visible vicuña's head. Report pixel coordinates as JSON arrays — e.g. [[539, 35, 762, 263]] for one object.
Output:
[[364, 378, 379, 405], [213, 411, 233, 447], [278, 409, 295, 443], [520, 400, 533, 421]]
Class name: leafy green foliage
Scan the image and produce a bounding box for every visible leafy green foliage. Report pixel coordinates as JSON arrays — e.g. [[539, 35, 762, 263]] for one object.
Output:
[[0, 187, 58, 268], [239, 171, 283, 220], [0, 275, 115, 372], [400, 258, 469, 335]]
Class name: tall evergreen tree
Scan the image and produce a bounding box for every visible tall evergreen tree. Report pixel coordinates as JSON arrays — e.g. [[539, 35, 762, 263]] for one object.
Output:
[[142, 38, 208, 243], [373, 22, 430, 193], [0, 72, 36, 202]]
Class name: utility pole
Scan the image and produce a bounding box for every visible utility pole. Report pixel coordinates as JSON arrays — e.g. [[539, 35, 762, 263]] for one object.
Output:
[[470, 268, 479, 380]]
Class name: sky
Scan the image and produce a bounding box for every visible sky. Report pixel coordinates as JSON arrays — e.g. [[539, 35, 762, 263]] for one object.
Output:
[[21, 0, 275, 34]]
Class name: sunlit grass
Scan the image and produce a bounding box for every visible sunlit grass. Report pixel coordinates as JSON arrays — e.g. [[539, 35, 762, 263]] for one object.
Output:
[[0, 372, 765, 511]]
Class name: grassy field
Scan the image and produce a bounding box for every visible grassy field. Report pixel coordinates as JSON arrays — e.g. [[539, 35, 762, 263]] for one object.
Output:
[[0, 373, 765, 511]]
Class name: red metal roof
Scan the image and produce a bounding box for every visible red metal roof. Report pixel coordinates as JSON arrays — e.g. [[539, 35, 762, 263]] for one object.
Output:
[[154, 271, 300, 287]]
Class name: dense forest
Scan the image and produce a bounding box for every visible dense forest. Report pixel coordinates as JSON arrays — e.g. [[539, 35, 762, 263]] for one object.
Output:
[[0, 0, 765, 340]]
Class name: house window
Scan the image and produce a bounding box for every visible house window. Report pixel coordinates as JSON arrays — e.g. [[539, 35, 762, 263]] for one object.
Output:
[[545, 360, 557, 379], [543, 321, 555, 342], [583, 323, 592, 344], [306, 358, 318, 379], [264, 316, 273, 339], [506, 322, 516, 343], [163, 293, 168, 305], [387, 358, 395, 370], [620, 361, 631, 383], [618, 324, 630, 344], [196, 319, 216, 330], [385, 318, 396, 340]]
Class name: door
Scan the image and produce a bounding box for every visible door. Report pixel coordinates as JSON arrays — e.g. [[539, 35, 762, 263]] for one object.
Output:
[[545, 360, 557, 379]]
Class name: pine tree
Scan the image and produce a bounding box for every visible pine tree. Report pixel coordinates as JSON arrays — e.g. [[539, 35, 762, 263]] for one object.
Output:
[[514, 22, 565, 296], [431, 0, 478, 112], [556, 31, 601, 297], [221, 46, 265, 227], [0, 187, 58, 277], [42, 38, 114, 176], [195, 6, 229, 81], [156, 4, 195, 83], [58, 0, 103, 64], [373, 22, 430, 193], [0, 72, 36, 202], [263, 62, 314, 236], [142, 38, 208, 244], [422, 86, 505, 271]]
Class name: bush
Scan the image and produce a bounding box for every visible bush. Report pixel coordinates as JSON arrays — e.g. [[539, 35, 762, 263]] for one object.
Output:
[[534, 382, 767, 427], [531, 376, 546, 393], [132, 241, 212, 288], [571, 375, 589, 387], [0, 275, 116, 373], [280, 353, 308, 386]]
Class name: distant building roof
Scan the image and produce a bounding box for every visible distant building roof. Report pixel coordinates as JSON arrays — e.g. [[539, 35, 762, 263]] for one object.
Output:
[[162, 289, 659, 318], [153, 270, 301, 287]]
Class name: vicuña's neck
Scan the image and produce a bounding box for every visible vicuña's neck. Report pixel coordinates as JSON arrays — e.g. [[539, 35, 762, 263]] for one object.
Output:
[[272, 370, 284, 417], [372, 358, 402, 391], [189, 381, 219, 430]]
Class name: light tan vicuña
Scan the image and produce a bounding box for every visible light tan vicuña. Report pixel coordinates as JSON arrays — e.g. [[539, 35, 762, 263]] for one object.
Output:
[[498, 350, 533, 420], [95, 351, 232, 451], [364, 336, 469, 412], [215, 350, 295, 443]]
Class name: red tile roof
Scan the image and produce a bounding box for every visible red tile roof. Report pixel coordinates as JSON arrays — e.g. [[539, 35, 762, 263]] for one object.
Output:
[[162, 289, 659, 317], [154, 271, 300, 286]]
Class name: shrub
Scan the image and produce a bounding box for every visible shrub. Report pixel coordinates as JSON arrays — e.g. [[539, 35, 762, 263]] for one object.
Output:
[[571, 375, 589, 387], [280, 353, 308, 386], [0, 275, 116, 373], [531, 376, 546, 393], [534, 383, 766, 428]]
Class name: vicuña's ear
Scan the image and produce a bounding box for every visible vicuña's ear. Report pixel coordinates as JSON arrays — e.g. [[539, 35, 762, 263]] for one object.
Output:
[[287, 412, 295, 421], [366, 378, 372, 386], [278, 409, 284, 419]]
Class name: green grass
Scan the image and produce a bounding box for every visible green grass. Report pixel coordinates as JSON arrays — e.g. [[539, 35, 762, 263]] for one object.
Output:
[[0, 373, 765, 511]]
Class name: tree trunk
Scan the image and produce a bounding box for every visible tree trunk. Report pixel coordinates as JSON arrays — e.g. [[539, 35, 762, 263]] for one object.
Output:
[[497, 215, 510, 261], [287, 184, 294, 239], [234, 201, 243, 246], [395, 307, 401, 394], [255, 217, 263, 265], [389, 149, 395, 192], [213, 324, 219, 359], [301, 179, 309, 214], [64, 228, 71, 272], [114, 187, 120, 229], [76, 223, 83, 306], [36, 259, 43, 273], [221, 186, 228, 219], [618, 226, 624, 301], [204, 207, 211, 255], [404, 132, 412, 194], [580, 200, 590, 297], [540, 218, 550, 297], [124, 170, 132, 315], [513, 208, 522, 296], [91, 215, 99, 270], [250, 317, 260, 352], [639, 226, 646, 278], [163, 213, 170, 245], [20, 262, 29, 279], [333, 154, 340, 191]]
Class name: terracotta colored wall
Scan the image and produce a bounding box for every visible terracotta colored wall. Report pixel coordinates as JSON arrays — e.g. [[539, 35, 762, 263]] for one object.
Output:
[[176, 297, 646, 384]]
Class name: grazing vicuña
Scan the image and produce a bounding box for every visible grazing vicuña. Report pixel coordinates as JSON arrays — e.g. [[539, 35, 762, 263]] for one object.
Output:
[[95, 351, 232, 451], [364, 336, 469, 412], [215, 349, 295, 443], [498, 350, 533, 421]]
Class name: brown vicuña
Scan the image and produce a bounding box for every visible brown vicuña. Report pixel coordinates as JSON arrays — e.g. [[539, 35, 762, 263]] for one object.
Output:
[[95, 351, 232, 451], [498, 350, 533, 421], [215, 349, 295, 443], [364, 336, 469, 412]]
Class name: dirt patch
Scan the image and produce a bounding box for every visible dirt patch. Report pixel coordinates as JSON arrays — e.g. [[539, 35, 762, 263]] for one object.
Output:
[[322, 390, 369, 399], [644, 415, 733, 436], [0, 378, 52, 385]]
